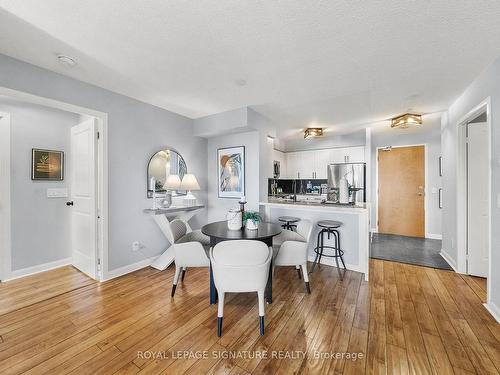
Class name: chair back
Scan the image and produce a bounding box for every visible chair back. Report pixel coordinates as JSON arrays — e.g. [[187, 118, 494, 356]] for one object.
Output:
[[210, 240, 272, 293], [170, 219, 188, 243], [296, 219, 313, 243]]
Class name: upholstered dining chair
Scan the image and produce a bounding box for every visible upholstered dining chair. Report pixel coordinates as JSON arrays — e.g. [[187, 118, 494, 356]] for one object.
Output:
[[272, 219, 313, 293], [170, 219, 211, 297], [210, 240, 272, 337]]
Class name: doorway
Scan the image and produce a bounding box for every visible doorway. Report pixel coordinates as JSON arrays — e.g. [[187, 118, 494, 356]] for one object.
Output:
[[0, 88, 108, 282], [378, 145, 425, 237], [465, 112, 489, 278]]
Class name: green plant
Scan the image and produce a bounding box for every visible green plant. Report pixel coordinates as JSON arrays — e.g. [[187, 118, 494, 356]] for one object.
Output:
[[243, 211, 261, 224]]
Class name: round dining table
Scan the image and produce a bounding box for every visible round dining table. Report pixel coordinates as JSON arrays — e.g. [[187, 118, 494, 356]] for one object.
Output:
[[201, 221, 282, 305]]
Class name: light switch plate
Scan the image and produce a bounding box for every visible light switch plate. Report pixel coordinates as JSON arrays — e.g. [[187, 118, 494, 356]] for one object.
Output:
[[47, 188, 68, 198]]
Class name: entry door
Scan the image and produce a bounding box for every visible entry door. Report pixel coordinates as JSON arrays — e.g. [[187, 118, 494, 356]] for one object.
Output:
[[467, 122, 489, 277], [378, 146, 425, 237], [70, 118, 98, 279]]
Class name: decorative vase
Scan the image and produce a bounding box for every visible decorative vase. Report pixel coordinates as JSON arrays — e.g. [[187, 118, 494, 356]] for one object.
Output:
[[227, 209, 242, 230], [245, 219, 259, 230]]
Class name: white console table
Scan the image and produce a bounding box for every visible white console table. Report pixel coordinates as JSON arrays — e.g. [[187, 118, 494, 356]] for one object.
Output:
[[144, 205, 205, 270]]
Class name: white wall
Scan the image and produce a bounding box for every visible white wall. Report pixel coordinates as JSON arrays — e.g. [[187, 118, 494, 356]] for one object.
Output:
[[0, 53, 208, 273], [441, 55, 500, 315], [0, 98, 79, 272], [370, 113, 442, 238], [207, 131, 260, 221]]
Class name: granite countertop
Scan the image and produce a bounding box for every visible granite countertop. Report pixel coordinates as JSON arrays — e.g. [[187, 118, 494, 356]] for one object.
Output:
[[261, 199, 368, 211]]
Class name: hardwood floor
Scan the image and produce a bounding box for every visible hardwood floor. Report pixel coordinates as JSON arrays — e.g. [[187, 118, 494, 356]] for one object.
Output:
[[0, 260, 498, 374]]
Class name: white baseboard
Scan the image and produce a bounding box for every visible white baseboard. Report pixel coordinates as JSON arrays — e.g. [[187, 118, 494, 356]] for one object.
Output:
[[5, 257, 72, 281], [484, 302, 500, 323], [426, 233, 442, 240], [370, 227, 378, 233], [439, 249, 457, 272], [307, 255, 365, 274], [103, 256, 158, 281]]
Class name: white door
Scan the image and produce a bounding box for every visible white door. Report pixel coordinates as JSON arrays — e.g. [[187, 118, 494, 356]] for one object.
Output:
[[467, 121, 489, 277], [70, 118, 98, 279]]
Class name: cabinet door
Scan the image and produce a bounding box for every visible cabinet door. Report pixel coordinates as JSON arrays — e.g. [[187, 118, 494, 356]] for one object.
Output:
[[286, 152, 298, 178], [314, 149, 330, 178], [345, 146, 365, 162], [329, 148, 345, 164]]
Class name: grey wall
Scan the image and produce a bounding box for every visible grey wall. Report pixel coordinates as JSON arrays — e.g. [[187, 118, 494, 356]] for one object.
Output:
[[207, 130, 260, 221], [0, 98, 79, 271], [282, 129, 366, 152], [0, 54, 207, 272], [370, 114, 442, 237], [442, 55, 500, 310]]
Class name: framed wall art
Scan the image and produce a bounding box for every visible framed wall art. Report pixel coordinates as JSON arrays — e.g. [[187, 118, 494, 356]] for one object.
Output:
[[31, 148, 64, 181], [217, 146, 245, 198]]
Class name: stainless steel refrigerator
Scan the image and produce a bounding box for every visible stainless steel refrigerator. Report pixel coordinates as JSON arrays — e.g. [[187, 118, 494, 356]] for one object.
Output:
[[327, 163, 366, 204]]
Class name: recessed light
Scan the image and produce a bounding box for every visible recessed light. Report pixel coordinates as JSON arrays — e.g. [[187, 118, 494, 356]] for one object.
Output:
[[57, 54, 76, 67], [234, 79, 247, 87]]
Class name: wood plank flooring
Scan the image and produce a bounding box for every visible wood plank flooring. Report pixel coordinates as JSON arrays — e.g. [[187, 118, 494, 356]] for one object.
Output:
[[0, 260, 498, 374]]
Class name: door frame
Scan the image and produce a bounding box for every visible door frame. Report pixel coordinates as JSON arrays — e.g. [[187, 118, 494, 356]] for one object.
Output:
[[456, 97, 491, 302], [0, 112, 11, 282], [0, 86, 109, 281], [375, 143, 429, 237]]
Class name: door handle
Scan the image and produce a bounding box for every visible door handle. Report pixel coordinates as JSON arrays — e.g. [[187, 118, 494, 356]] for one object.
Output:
[[66, 201, 74, 206]]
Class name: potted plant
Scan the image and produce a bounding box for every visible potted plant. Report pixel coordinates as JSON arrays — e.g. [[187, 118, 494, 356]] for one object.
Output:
[[243, 211, 261, 230]]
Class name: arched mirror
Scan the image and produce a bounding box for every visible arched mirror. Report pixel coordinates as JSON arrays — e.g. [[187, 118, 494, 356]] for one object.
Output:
[[147, 148, 187, 198]]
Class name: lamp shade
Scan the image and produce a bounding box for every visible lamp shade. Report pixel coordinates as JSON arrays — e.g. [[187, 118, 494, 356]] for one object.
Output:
[[180, 174, 200, 191], [163, 174, 181, 190]]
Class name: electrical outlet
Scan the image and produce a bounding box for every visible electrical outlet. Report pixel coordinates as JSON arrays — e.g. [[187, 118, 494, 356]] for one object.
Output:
[[132, 241, 142, 252]]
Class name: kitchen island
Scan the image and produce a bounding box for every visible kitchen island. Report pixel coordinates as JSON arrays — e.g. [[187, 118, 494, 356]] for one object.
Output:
[[260, 200, 370, 280]]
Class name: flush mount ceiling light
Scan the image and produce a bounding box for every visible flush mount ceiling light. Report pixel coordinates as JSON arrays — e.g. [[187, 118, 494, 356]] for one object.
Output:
[[391, 113, 422, 129], [57, 54, 77, 67], [304, 127, 323, 139]]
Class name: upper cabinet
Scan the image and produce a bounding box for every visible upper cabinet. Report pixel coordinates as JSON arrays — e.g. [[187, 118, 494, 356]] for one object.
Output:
[[276, 146, 365, 179]]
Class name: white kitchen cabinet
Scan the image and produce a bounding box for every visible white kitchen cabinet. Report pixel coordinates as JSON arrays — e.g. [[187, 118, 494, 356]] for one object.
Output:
[[313, 149, 331, 178], [271, 149, 287, 178]]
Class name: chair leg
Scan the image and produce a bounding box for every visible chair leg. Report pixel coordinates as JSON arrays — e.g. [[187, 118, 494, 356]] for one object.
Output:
[[310, 230, 322, 273], [317, 230, 325, 266], [257, 290, 265, 335], [295, 265, 302, 279], [181, 267, 186, 282], [217, 292, 225, 337], [171, 266, 182, 297], [332, 232, 343, 280], [301, 263, 311, 294], [336, 230, 347, 270]]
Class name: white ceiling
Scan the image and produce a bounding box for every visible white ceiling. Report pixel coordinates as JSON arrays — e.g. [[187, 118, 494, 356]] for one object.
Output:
[[1, 1, 500, 137]]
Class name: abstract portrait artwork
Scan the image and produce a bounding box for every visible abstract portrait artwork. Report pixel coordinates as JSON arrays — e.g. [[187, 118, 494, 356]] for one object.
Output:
[[31, 149, 64, 181], [217, 146, 245, 198]]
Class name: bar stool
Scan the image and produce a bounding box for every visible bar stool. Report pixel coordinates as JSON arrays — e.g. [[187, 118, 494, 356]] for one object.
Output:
[[310, 220, 346, 279], [278, 216, 300, 231]]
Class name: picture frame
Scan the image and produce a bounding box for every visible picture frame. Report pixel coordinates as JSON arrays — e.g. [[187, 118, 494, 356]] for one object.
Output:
[[217, 146, 245, 198], [31, 148, 64, 181]]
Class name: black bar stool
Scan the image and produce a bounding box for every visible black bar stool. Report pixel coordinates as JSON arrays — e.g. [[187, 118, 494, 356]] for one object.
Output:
[[310, 220, 346, 279], [278, 216, 299, 231]]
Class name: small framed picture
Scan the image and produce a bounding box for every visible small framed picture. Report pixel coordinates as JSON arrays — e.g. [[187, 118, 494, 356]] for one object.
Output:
[[439, 156, 443, 177], [31, 149, 64, 181], [217, 146, 245, 198]]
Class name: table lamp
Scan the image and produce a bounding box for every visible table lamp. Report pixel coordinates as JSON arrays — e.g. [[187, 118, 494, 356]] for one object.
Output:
[[180, 174, 200, 207], [161, 174, 181, 208]]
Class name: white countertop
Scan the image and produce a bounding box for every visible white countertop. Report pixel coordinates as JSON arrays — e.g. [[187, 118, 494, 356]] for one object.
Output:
[[260, 200, 368, 213]]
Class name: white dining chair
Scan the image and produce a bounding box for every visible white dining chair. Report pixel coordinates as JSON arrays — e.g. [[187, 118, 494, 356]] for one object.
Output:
[[210, 240, 272, 337], [170, 219, 211, 297], [272, 219, 313, 293]]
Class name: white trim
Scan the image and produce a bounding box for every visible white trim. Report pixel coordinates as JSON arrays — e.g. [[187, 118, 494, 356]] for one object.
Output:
[[4, 257, 72, 281], [426, 233, 442, 240], [439, 249, 457, 272], [0, 113, 11, 282], [375, 144, 429, 236], [102, 256, 159, 281], [0, 86, 109, 282], [455, 97, 492, 305], [483, 302, 500, 323]]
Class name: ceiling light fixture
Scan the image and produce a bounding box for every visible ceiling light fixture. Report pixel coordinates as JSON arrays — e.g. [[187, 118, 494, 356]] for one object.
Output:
[[304, 127, 323, 139], [391, 113, 422, 129], [57, 54, 77, 67]]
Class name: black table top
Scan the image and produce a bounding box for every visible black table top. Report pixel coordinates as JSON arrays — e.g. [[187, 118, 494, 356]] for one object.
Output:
[[201, 221, 282, 241]]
